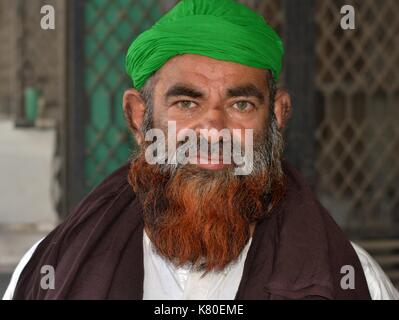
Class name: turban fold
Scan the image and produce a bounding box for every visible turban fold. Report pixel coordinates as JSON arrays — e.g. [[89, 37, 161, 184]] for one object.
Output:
[[125, 0, 284, 90]]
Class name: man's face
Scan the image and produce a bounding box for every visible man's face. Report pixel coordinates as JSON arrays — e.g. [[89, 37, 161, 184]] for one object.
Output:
[[150, 54, 270, 170]]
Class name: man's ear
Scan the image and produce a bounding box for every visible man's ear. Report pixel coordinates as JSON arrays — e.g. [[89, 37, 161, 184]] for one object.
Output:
[[273, 89, 292, 130], [123, 88, 146, 144]]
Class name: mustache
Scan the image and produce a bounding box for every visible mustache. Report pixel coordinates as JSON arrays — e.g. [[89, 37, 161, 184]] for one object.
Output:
[[153, 134, 254, 177], [137, 114, 285, 179], [169, 134, 245, 161]]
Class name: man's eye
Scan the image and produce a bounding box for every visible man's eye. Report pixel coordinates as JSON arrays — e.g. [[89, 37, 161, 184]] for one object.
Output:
[[177, 100, 197, 109], [232, 101, 255, 111]]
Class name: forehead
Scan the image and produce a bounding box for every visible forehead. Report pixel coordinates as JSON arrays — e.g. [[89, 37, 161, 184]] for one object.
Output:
[[154, 54, 268, 90]]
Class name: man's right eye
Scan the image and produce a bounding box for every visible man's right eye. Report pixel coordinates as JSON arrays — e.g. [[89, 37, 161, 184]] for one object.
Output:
[[176, 100, 197, 109]]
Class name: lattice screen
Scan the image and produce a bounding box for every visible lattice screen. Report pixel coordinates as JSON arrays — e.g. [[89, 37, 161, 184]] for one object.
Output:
[[314, 0, 399, 233], [84, 0, 175, 188], [0, 0, 17, 114], [243, 0, 284, 36], [17, 0, 66, 122]]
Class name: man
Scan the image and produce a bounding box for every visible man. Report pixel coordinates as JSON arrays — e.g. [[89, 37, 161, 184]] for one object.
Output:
[[4, 0, 399, 300]]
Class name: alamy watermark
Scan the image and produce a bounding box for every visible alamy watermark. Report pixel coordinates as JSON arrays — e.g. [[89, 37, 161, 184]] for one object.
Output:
[[40, 265, 55, 290], [144, 121, 254, 176], [40, 5, 55, 30], [340, 265, 355, 290], [340, 5, 356, 30]]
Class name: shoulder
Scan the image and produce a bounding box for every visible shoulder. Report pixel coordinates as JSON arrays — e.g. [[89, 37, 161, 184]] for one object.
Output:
[[4, 164, 136, 300], [2, 238, 44, 300], [351, 242, 399, 300]]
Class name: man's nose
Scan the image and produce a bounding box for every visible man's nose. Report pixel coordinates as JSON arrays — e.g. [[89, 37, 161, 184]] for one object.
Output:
[[194, 108, 227, 135]]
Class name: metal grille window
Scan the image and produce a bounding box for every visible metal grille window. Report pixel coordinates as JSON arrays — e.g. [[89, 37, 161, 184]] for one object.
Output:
[[0, 0, 16, 115], [16, 0, 65, 124], [83, 0, 176, 189], [314, 0, 399, 235]]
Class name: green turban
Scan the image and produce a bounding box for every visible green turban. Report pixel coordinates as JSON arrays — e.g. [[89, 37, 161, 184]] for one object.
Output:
[[125, 0, 284, 90]]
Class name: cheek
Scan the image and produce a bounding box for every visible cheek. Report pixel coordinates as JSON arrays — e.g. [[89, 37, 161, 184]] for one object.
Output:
[[228, 111, 268, 148], [151, 108, 192, 140], [166, 107, 202, 127], [229, 107, 269, 133], [151, 102, 170, 130]]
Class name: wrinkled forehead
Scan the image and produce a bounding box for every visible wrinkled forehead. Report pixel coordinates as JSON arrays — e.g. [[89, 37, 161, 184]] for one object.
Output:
[[153, 54, 269, 94]]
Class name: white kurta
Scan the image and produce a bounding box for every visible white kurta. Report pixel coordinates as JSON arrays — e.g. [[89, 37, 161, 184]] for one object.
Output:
[[3, 231, 399, 300]]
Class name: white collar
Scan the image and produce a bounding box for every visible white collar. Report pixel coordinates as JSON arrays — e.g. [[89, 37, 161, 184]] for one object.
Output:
[[143, 229, 252, 276]]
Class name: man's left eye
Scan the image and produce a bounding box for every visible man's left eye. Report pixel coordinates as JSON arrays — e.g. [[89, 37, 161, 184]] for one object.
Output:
[[232, 101, 255, 111]]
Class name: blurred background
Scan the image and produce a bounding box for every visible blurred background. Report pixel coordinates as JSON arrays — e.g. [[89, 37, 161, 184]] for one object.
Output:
[[0, 0, 398, 295]]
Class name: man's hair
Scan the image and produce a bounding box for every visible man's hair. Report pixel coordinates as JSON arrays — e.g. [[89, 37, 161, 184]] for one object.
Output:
[[139, 78, 154, 134]]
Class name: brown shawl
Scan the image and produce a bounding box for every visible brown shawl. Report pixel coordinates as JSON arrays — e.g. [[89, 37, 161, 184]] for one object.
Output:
[[13, 161, 371, 300]]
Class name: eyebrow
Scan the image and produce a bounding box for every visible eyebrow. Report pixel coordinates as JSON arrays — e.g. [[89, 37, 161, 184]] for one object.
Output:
[[165, 85, 205, 99], [226, 84, 265, 101], [164, 83, 265, 101]]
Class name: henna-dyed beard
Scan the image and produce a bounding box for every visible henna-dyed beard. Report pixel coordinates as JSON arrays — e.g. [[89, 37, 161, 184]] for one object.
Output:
[[128, 122, 285, 272]]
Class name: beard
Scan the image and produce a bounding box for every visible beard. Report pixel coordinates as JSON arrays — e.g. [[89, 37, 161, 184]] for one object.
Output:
[[128, 116, 285, 272]]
